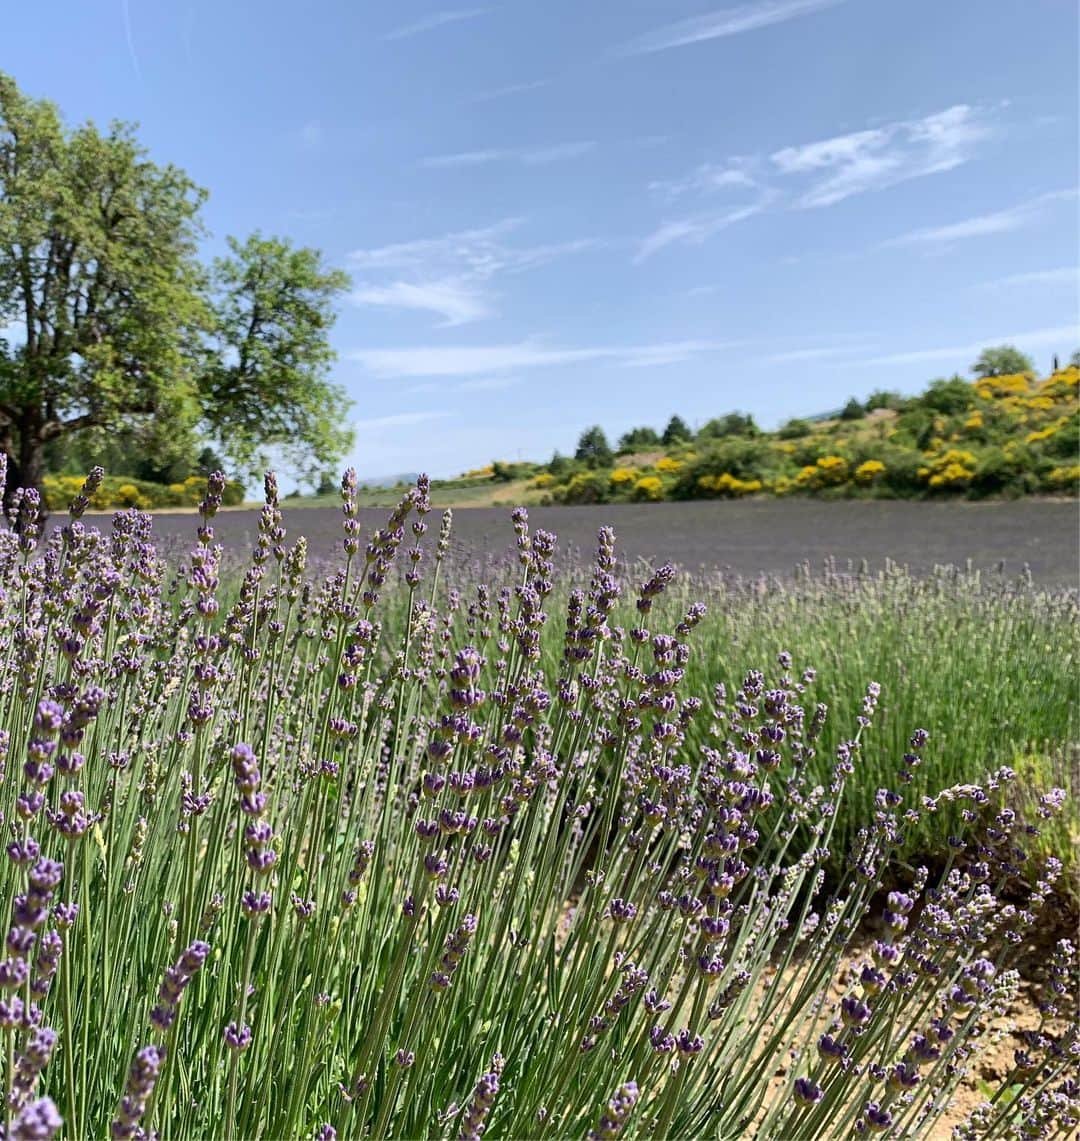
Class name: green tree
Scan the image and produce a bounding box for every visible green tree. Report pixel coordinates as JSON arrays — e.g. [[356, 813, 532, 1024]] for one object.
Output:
[[839, 397, 865, 421], [698, 412, 760, 439], [922, 376, 976, 415], [203, 233, 351, 483], [1069, 350, 1080, 368], [0, 72, 352, 497], [661, 415, 692, 446], [617, 426, 660, 452], [777, 418, 811, 439], [971, 345, 1034, 379], [574, 425, 613, 469]]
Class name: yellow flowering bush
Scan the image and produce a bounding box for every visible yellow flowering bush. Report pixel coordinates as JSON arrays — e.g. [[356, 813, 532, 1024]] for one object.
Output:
[[1046, 465, 1080, 488], [975, 373, 1030, 401], [854, 459, 886, 485], [796, 455, 849, 489], [531, 472, 555, 489], [633, 476, 665, 502], [1025, 417, 1068, 444], [654, 456, 682, 474], [696, 472, 762, 497], [464, 464, 495, 478], [609, 468, 635, 486], [963, 411, 984, 430], [918, 449, 977, 489]]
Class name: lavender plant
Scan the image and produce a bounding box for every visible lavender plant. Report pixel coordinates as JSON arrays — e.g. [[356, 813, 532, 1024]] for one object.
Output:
[[0, 466, 1074, 1140]]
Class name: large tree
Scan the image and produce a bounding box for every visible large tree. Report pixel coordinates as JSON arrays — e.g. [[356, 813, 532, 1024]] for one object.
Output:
[[0, 72, 352, 496], [971, 345, 1034, 379]]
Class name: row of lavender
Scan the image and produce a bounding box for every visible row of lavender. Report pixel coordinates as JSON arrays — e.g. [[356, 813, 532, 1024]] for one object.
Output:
[[0, 463, 1074, 1139]]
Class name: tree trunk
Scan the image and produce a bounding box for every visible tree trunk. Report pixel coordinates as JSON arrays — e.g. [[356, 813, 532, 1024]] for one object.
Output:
[[3, 426, 46, 516]]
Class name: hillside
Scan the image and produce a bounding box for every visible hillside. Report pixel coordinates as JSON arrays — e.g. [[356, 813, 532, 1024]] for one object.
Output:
[[452, 365, 1080, 506]]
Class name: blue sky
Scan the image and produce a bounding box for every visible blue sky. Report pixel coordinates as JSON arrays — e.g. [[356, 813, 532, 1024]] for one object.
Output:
[[5, 0, 1079, 479]]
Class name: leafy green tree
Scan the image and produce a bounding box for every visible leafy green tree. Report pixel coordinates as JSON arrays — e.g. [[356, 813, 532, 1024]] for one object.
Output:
[[203, 233, 351, 483], [574, 426, 613, 469], [865, 389, 904, 412], [617, 426, 660, 452], [0, 72, 352, 497], [839, 398, 865, 421], [1069, 350, 1080, 368], [698, 412, 760, 439], [661, 415, 692, 446], [922, 377, 976, 415], [548, 450, 570, 476], [971, 345, 1034, 379], [777, 418, 811, 439]]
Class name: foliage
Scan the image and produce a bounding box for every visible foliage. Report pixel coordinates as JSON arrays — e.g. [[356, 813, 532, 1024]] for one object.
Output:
[[538, 360, 1079, 504], [972, 345, 1035, 379], [839, 397, 865, 421], [202, 233, 352, 484], [575, 425, 614, 469], [0, 71, 352, 495], [0, 473, 1073, 1140], [698, 412, 760, 439], [617, 426, 661, 452], [661, 415, 692, 446]]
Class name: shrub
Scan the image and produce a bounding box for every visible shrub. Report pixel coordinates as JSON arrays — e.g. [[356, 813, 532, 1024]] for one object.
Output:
[[854, 459, 886, 485], [654, 456, 683, 474], [632, 474, 664, 501]]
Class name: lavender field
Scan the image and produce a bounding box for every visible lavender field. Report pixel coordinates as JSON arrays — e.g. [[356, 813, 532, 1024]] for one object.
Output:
[[0, 468, 1076, 1140], [145, 498, 1080, 588]]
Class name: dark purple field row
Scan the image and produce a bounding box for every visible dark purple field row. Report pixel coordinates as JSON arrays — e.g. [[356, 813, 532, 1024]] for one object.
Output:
[[139, 499, 1079, 587]]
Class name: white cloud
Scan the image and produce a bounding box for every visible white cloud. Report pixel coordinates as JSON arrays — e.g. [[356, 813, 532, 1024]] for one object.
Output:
[[979, 266, 1078, 290], [765, 344, 871, 363], [383, 8, 487, 42], [350, 280, 492, 327], [421, 141, 595, 168], [349, 221, 598, 326], [348, 339, 726, 379], [468, 80, 548, 104], [857, 323, 1079, 367], [882, 189, 1077, 248], [772, 105, 992, 208], [637, 105, 995, 257], [354, 411, 456, 430], [635, 198, 771, 261], [649, 161, 757, 201], [621, 0, 845, 55]]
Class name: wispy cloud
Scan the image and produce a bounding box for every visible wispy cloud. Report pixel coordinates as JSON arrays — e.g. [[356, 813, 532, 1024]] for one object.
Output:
[[882, 189, 1077, 248], [467, 79, 548, 104], [350, 280, 492, 327], [649, 161, 757, 201], [421, 141, 595, 168], [349, 221, 599, 326], [348, 339, 727, 379], [772, 105, 992, 208], [857, 323, 1078, 367], [408, 376, 522, 395], [383, 8, 487, 42], [765, 344, 871, 364], [621, 0, 845, 55], [635, 198, 772, 261], [637, 104, 999, 257], [354, 410, 456, 430], [978, 266, 1078, 290]]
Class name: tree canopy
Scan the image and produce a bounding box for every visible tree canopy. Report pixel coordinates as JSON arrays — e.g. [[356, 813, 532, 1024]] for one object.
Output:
[[0, 71, 353, 496], [971, 345, 1035, 379], [575, 426, 613, 469], [661, 415, 692, 446]]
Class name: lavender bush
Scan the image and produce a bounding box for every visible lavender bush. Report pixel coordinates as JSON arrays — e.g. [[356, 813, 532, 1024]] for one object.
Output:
[[0, 462, 1075, 1140]]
